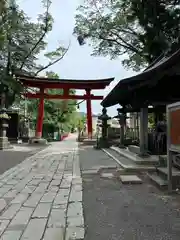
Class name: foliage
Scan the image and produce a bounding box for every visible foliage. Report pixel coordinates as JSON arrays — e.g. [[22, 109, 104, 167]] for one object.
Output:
[[148, 113, 155, 128], [77, 113, 86, 131], [74, 0, 180, 70], [0, 0, 69, 108]]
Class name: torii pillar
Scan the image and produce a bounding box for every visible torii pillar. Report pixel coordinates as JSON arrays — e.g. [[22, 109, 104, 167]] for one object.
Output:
[[29, 87, 47, 144], [36, 87, 44, 138], [86, 89, 93, 139]]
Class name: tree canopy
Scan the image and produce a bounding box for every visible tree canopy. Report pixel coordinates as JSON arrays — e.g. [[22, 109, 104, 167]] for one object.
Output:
[[0, 0, 69, 107], [0, 0, 80, 137], [74, 0, 180, 70]]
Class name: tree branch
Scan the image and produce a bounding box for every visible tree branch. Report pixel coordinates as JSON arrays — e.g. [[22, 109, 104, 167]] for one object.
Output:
[[99, 34, 144, 56], [98, 35, 128, 51], [110, 30, 143, 54], [19, 0, 51, 70], [34, 42, 70, 76]]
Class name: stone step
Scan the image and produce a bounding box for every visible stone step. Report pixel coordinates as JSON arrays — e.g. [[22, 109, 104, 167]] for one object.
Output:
[[147, 172, 167, 189], [103, 148, 155, 172], [111, 146, 159, 166], [82, 139, 96, 146], [157, 167, 180, 179]]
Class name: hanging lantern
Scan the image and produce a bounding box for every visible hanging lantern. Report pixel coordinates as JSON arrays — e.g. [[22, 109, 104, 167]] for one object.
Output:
[[77, 35, 86, 46]]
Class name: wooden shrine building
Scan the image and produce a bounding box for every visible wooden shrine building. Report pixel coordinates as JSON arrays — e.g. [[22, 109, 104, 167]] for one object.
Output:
[[101, 48, 180, 155]]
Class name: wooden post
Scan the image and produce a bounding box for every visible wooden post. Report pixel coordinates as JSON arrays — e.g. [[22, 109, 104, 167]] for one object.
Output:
[[139, 107, 148, 155]]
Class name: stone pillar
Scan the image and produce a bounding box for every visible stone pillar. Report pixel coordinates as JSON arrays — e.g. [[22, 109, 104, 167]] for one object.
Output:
[[139, 107, 148, 156]]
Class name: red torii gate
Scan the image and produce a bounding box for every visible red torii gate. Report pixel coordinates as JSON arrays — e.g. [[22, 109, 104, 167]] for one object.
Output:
[[16, 75, 114, 139]]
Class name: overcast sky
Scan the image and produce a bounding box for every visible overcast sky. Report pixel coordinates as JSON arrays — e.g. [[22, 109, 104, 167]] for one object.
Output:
[[17, 0, 135, 116]]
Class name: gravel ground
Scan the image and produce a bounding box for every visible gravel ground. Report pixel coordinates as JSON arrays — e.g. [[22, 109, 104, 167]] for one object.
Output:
[[0, 143, 47, 175], [79, 146, 180, 240], [79, 146, 118, 171]]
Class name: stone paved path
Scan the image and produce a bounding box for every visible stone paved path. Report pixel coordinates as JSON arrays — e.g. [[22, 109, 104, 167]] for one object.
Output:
[[0, 134, 84, 240]]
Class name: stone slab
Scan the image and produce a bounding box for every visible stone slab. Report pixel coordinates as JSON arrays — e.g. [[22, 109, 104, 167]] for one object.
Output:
[[0, 230, 22, 240], [11, 193, 29, 204], [43, 227, 64, 240], [67, 216, 84, 227], [69, 191, 82, 202], [40, 192, 57, 203], [54, 193, 69, 205], [0, 220, 9, 236], [65, 227, 84, 240], [21, 218, 47, 240], [48, 209, 66, 228], [0, 199, 7, 213], [100, 173, 114, 179], [8, 207, 34, 228], [0, 204, 21, 220], [23, 193, 43, 207], [4, 190, 18, 199], [119, 175, 142, 184], [32, 203, 51, 218], [82, 169, 99, 174], [67, 202, 83, 218]]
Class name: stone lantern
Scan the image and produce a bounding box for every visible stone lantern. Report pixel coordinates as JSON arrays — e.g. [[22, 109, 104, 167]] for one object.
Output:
[[0, 108, 11, 149], [0, 84, 11, 149], [95, 108, 111, 148]]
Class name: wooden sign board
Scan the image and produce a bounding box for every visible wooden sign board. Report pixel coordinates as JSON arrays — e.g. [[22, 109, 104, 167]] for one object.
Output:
[[167, 102, 180, 152], [166, 101, 180, 192]]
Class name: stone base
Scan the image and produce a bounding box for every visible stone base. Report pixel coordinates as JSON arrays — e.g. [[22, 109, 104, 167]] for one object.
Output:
[[82, 139, 96, 146], [8, 138, 18, 144], [118, 144, 126, 149], [0, 137, 12, 150], [138, 152, 150, 158], [94, 138, 111, 149], [28, 137, 47, 145], [128, 145, 140, 154], [21, 137, 30, 143]]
